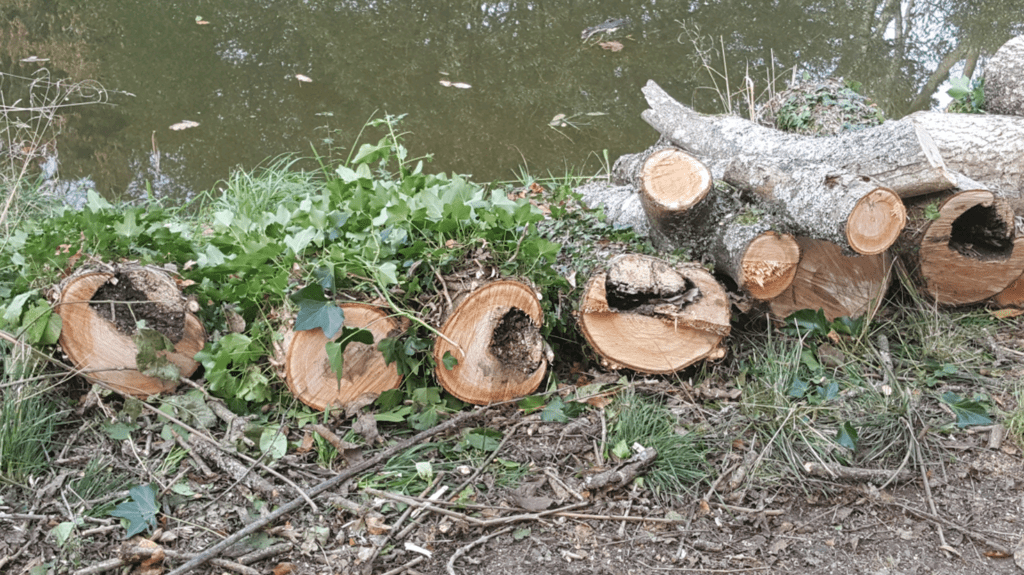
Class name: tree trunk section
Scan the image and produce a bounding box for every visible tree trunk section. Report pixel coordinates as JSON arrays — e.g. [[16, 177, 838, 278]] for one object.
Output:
[[898, 190, 1024, 305], [768, 237, 892, 322], [985, 35, 1024, 117], [433, 280, 547, 405], [285, 304, 402, 411], [56, 266, 205, 397], [578, 254, 730, 374], [641, 80, 957, 198]]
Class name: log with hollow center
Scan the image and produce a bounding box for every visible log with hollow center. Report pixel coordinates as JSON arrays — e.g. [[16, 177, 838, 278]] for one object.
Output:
[[433, 280, 547, 405]]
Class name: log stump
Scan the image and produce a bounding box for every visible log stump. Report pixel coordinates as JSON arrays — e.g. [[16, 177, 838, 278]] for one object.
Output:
[[578, 254, 730, 374], [433, 280, 547, 405], [768, 237, 892, 322], [56, 265, 205, 397], [285, 304, 402, 411], [900, 190, 1024, 305], [986, 35, 1024, 117]]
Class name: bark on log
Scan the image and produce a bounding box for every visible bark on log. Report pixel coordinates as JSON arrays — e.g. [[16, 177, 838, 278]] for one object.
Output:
[[898, 190, 1024, 305], [56, 265, 205, 397], [986, 35, 1024, 117], [433, 280, 548, 405], [768, 237, 892, 322], [284, 304, 402, 411], [578, 254, 730, 373], [641, 80, 956, 198]]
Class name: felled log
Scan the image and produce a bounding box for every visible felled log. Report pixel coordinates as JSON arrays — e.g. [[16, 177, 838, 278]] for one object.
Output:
[[641, 80, 956, 199], [284, 304, 402, 411], [897, 190, 1024, 305], [985, 35, 1024, 117], [433, 280, 548, 405], [578, 254, 730, 373], [56, 265, 205, 397], [768, 237, 892, 322]]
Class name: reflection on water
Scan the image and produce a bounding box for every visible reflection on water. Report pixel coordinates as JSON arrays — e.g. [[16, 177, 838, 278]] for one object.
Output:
[[2, 0, 1023, 201]]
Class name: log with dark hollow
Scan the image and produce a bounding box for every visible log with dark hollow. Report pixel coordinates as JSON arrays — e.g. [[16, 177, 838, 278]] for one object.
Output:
[[285, 304, 402, 411], [899, 190, 1024, 305], [56, 265, 205, 397], [578, 254, 730, 374], [768, 237, 892, 322], [433, 280, 548, 405]]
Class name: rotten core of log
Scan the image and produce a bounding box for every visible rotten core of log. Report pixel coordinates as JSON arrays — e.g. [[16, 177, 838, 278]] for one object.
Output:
[[578, 254, 730, 374], [433, 280, 548, 405], [768, 237, 892, 322], [56, 265, 205, 397], [899, 190, 1024, 306], [284, 304, 403, 411]]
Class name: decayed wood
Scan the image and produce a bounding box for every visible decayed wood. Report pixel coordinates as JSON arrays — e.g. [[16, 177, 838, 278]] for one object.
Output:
[[769, 237, 892, 322], [993, 275, 1024, 308], [986, 35, 1024, 117], [56, 266, 205, 397], [641, 80, 957, 198], [285, 304, 402, 411], [433, 280, 547, 405], [578, 254, 730, 374], [898, 190, 1024, 305]]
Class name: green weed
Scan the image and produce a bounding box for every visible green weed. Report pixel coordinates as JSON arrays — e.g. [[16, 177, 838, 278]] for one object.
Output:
[[0, 382, 63, 482]]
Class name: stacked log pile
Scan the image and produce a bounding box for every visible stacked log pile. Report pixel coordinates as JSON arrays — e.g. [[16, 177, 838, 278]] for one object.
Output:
[[580, 68, 1024, 319]]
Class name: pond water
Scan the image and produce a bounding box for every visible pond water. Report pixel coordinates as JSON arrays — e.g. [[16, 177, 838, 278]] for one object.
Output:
[[3, 0, 1023, 201]]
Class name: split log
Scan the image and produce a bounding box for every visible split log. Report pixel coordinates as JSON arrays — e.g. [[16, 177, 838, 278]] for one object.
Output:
[[284, 304, 402, 411], [56, 265, 205, 397], [985, 35, 1024, 117], [433, 280, 548, 405], [641, 80, 956, 198], [897, 190, 1024, 305], [768, 237, 892, 322], [578, 254, 730, 373]]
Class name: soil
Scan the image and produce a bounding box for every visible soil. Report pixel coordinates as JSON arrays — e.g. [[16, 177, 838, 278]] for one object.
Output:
[[489, 308, 544, 374], [89, 267, 186, 343], [2, 325, 1023, 575]]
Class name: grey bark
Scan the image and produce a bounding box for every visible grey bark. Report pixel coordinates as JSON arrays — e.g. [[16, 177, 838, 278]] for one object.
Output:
[[985, 36, 1024, 117], [641, 80, 956, 198]]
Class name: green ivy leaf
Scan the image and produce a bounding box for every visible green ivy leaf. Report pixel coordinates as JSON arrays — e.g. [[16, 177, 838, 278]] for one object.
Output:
[[259, 427, 287, 461], [134, 328, 181, 382], [787, 377, 809, 398], [291, 284, 345, 337], [512, 527, 531, 541], [517, 395, 545, 414], [108, 484, 159, 538], [102, 421, 138, 441], [464, 428, 502, 451], [540, 395, 569, 423], [325, 327, 375, 383], [442, 350, 459, 370], [837, 422, 858, 450], [940, 392, 993, 428]]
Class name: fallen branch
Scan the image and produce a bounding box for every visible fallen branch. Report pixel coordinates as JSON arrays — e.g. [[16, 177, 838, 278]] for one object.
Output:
[[447, 525, 516, 575], [802, 461, 916, 484], [165, 408, 487, 575]]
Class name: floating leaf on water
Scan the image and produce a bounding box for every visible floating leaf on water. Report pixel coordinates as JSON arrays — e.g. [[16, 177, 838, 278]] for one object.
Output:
[[295, 74, 313, 83], [451, 82, 472, 89], [169, 120, 199, 131], [599, 41, 624, 52], [585, 112, 608, 116], [439, 79, 452, 87], [549, 113, 566, 126], [195, 15, 209, 24], [20, 56, 49, 63]]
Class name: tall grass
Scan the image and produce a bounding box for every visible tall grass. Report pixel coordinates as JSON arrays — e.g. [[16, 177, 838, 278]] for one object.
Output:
[[204, 156, 321, 223]]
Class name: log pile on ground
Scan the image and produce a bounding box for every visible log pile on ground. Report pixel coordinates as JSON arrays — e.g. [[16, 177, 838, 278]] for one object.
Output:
[[580, 57, 1024, 314]]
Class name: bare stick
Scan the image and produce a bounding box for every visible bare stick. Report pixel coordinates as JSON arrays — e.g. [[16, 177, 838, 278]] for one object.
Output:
[[380, 556, 426, 575], [446, 525, 516, 575], [165, 409, 486, 575]]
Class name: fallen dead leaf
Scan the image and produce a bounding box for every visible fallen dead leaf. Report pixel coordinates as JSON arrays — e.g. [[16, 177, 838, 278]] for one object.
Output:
[[169, 120, 199, 131], [295, 74, 313, 83], [365, 512, 390, 535], [296, 430, 314, 453], [272, 563, 297, 575], [549, 113, 566, 126], [451, 82, 472, 89], [990, 308, 1024, 319], [599, 41, 624, 52], [439, 79, 452, 87]]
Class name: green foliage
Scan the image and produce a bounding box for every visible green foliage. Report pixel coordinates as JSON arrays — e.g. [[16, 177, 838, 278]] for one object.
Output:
[[939, 392, 992, 428], [947, 76, 985, 114], [781, 309, 865, 339], [0, 382, 62, 481], [108, 484, 160, 538], [771, 80, 885, 135]]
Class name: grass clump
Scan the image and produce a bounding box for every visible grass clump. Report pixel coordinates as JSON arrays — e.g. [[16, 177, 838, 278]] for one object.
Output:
[[0, 381, 63, 482], [607, 389, 708, 500]]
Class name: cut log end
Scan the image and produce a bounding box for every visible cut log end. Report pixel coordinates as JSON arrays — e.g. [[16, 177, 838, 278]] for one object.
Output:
[[57, 267, 205, 398], [285, 304, 402, 411], [769, 237, 891, 322], [918, 191, 1024, 305], [434, 280, 547, 405], [579, 254, 730, 374], [740, 231, 801, 300], [641, 148, 712, 211], [846, 187, 906, 255]]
